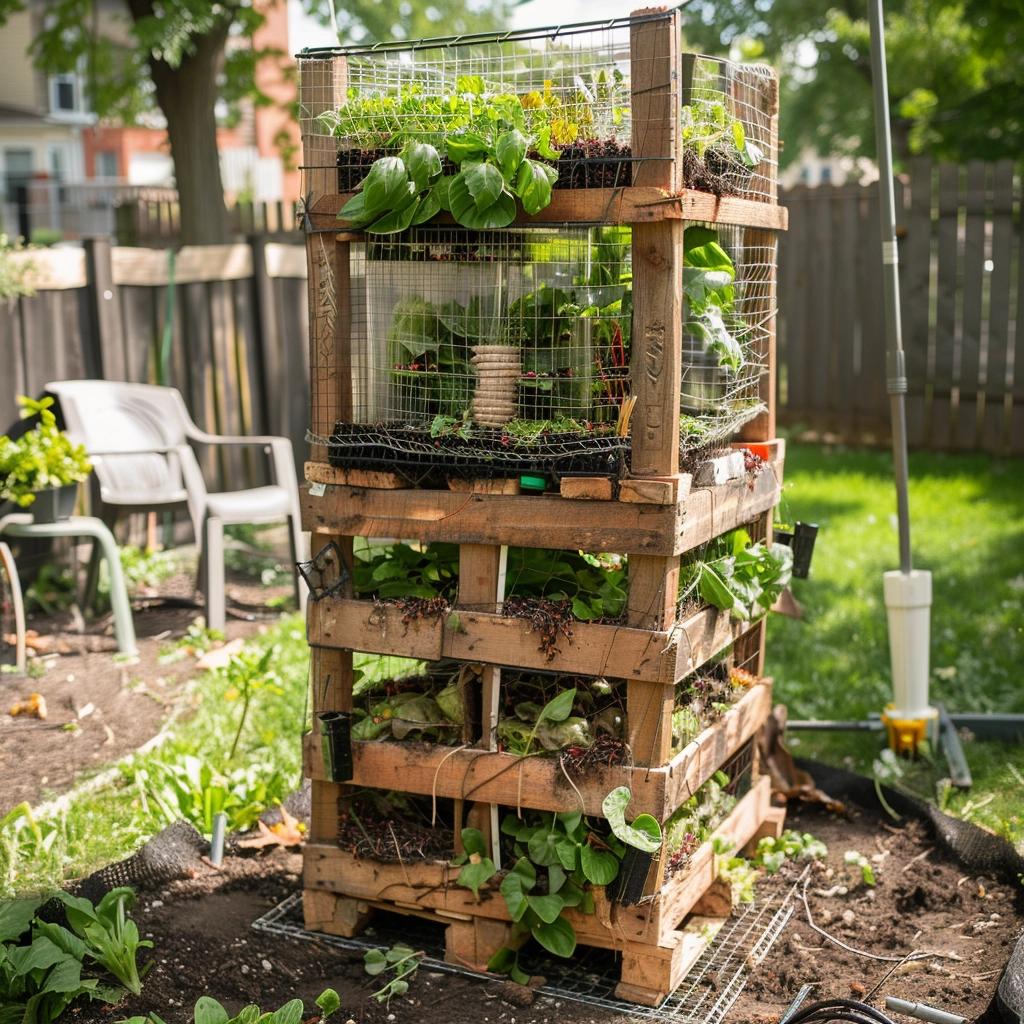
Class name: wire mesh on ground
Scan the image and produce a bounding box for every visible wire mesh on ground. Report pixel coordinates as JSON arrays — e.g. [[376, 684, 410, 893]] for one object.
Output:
[[253, 872, 797, 1020]]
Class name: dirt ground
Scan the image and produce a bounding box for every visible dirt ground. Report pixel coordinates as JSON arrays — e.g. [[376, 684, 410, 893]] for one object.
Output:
[[65, 801, 1022, 1024], [0, 568, 295, 814]]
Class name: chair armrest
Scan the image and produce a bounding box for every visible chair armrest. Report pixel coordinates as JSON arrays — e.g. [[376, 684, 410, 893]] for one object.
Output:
[[186, 428, 298, 491]]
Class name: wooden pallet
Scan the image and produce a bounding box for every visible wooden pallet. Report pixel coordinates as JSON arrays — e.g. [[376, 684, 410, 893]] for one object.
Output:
[[301, 440, 784, 557], [304, 681, 772, 819], [303, 775, 782, 1005]]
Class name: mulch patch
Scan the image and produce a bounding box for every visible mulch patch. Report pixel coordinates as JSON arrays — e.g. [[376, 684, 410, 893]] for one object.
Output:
[[63, 798, 1023, 1024]]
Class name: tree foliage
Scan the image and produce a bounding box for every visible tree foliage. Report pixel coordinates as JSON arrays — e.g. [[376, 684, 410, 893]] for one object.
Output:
[[679, 0, 1024, 167], [0, 0, 510, 242]]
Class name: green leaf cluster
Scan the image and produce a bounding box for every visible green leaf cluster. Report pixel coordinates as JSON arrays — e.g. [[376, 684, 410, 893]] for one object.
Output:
[[121, 987, 342, 1024], [506, 548, 627, 622], [663, 770, 737, 861], [691, 528, 794, 621], [681, 94, 763, 168], [363, 944, 422, 1004], [339, 99, 561, 231], [0, 888, 150, 1023], [843, 849, 877, 886], [0, 396, 91, 508], [353, 540, 459, 601], [683, 228, 744, 374], [754, 830, 828, 874]]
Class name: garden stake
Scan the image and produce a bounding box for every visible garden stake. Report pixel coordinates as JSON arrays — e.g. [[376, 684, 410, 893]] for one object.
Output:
[[210, 811, 228, 866]]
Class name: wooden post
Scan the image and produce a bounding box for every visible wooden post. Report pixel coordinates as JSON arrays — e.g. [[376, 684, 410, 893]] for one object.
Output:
[[83, 237, 126, 381], [300, 56, 347, 206]]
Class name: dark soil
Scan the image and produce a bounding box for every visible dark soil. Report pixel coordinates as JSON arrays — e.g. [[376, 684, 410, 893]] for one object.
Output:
[[336, 140, 633, 194], [65, 800, 1022, 1024], [0, 566, 294, 814]]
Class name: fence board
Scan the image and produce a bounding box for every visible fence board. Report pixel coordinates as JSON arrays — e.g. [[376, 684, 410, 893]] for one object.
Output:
[[982, 161, 1014, 452], [902, 159, 932, 446], [955, 161, 988, 449]]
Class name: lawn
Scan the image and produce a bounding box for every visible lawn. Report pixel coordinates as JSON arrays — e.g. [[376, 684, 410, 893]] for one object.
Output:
[[767, 441, 1024, 846]]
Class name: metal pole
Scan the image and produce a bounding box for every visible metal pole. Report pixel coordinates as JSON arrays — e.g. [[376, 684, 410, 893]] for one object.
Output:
[[867, 0, 912, 573]]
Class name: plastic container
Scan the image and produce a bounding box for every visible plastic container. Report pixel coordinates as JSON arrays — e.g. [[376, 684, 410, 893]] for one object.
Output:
[[319, 711, 354, 782]]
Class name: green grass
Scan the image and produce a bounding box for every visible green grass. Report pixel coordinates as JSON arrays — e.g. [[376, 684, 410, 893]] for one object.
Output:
[[766, 442, 1024, 847]]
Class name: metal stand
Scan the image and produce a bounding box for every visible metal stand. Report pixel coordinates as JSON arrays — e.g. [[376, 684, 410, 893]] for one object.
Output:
[[0, 514, 138, 656]]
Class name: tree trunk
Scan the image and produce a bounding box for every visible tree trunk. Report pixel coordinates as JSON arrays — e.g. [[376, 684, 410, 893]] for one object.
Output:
[[146, 20, 231, 245]]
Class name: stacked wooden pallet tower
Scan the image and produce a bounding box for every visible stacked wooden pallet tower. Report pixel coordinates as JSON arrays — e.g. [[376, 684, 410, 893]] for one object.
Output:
[[297, 9, 788, 1006]]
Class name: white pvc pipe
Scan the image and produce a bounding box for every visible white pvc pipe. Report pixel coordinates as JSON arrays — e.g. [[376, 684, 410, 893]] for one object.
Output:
[[883, 569, 934, 719]]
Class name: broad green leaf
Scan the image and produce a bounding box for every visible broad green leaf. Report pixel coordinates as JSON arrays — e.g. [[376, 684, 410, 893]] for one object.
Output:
[[571, 595, 597, 620], [338, 190, 369, 226], [361, 156, 410, 214], [601, 787, 664, 853], [580, 844, 620, 885], [538, 687, 575, 724], [548, 863, 566, 893], [457, 857, 496, 898], [697, 564, 735, 611], [460, 827, 487, 857], [44, 955, 84, 994], [495, 129, 528, 179], [5, 935, 64, 976], [367, 189, 421, 234], [403, 142, 442, 191], [270, 998, 304, 1024], [527, 828, 562, 867], [463, 162, 504, 211], [0, 898, 42, 942], [447, 173, 516, 229], [515, 159, 556, 215], [531, 916, 576, 958], [194, 996, 231, 1024], [363, 949, 388, 976], [526, 894, 564, 924], [410, 189, 442, 226], [446, 132, 490, 164]]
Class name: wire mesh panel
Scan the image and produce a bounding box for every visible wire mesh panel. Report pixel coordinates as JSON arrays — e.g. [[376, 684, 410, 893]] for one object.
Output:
[[314, 221, 772, 478]]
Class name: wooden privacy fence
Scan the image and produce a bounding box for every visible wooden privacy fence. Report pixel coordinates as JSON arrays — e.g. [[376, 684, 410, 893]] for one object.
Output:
[[778, 158, 1023, 455], [1, 238, 309, 491]]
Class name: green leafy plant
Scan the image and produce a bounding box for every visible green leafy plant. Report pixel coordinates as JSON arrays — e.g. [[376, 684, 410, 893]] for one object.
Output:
[[506, 548, 627, 622], [157, 619, 225, 664], [681, 96, 763, 169], [351, 662, 468, 744], [363, 943, 423, 1004], [0, 895, 126, 1022], [602, 787, 664, 853], [685, 528, 793, 622], [136, 754, 291, 837], [0, 234, 35, 301], [338, 89, 562, 232], [754, 830, 828, 874], [353, 540, 458, 602], [55, 887, 152, 995], [120, 988, 342, 1024], [683, 228, 744, 374], [843, 849, 877, 886], [0, 395, 91, 508], [663, 771, 738, 877]]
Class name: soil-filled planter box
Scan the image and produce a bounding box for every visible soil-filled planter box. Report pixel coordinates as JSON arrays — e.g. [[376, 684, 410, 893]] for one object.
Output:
[[301, 439, 785, 557], [302, 775, 776, 1003], [304, 679, 772, 819]]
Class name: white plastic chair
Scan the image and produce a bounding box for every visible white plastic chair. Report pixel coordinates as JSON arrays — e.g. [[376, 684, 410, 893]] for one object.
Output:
[[46, 380, 306, 630]]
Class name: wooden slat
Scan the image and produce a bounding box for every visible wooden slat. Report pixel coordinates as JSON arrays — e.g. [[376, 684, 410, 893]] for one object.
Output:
[[309, 187, 789, 233], [903, 158, 933, 447], [8, 248, 86, 290], [738, 227, 778, 442], [111, 244, 253, 285], [302, 442, 784, 556], [931, 164, 960, 447], [981, 160, 1014, 452], [264, 242, 308, 279], [954, 161, 988, 449]]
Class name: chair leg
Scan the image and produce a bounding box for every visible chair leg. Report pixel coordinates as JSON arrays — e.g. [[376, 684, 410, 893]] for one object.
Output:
[[202, 516, 226, 632], [287, 514, 307, 617], [83, 509, 117, 614]]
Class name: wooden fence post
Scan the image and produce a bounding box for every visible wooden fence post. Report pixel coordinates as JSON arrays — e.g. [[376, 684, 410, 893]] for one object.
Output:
[[83, 236, 126, 381]]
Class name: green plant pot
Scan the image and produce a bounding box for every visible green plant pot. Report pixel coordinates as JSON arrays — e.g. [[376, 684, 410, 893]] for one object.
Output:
[[319, 711, 354, 782], [31, 484, 77, 523]]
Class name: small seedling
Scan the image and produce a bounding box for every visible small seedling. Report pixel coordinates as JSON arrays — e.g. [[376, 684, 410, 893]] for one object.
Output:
[[843, 849, 877, 886], [754, 830, 828, 874], [363, 943, 423, 1004]]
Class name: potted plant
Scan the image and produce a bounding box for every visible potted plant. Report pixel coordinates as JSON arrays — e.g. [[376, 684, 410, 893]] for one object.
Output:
[[0, 395, 91, 522]]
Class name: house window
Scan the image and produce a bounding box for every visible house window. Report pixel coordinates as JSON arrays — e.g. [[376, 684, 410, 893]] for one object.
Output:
[[820, 165, 833, 184], [50, 73, 83, 114], [96, 150, 119, 178], [3, 148, 33, 203]]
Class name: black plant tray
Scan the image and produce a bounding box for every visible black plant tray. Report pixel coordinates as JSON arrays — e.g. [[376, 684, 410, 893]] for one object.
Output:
[[327, 421, 629, 485]]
